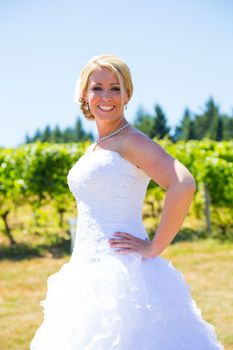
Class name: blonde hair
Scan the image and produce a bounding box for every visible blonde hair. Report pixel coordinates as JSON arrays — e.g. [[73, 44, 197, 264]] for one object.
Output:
[[74, 54, 134, 120]]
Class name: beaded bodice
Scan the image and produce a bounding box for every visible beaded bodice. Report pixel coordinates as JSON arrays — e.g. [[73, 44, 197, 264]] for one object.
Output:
[[67, 149, 151, 260]]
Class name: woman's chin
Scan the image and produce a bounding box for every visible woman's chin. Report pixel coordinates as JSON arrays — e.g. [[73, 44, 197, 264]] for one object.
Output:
[[93, 110, 118, 120]]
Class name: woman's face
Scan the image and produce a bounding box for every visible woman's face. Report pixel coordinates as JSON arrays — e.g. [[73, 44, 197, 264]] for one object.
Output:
[[84, 67, 128, 121]]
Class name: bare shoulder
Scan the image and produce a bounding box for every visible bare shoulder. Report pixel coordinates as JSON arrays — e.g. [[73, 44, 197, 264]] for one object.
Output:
[[121, 127, 161, 156], [120, 127, 196, 190], [120, 127, 171, 173]]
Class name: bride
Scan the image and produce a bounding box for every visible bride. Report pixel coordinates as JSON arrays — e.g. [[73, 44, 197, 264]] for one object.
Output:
[[30, 54, 223, 349]]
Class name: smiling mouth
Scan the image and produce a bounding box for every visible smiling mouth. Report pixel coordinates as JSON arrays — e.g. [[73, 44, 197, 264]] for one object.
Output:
[[98, 105, 115, 112]]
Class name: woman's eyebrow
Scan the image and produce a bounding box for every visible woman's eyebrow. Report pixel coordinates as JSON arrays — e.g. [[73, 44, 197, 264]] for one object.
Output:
[[91, 82, 120, 86]]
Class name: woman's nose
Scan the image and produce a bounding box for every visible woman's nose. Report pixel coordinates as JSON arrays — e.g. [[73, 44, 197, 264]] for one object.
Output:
[[101, 90, 112, 100]]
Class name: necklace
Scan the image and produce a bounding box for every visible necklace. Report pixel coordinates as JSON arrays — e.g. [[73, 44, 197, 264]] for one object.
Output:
[[95, 122, 130, 145]]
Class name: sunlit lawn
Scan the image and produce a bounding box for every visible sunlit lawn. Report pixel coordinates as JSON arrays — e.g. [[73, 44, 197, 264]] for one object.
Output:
[[0, 239, 232, 350]]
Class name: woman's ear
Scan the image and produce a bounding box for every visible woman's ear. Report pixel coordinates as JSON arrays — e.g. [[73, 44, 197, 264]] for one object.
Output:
[[82, 88, 86, 97], [125, 93, 130, 105], [82, 89, 87, 102]]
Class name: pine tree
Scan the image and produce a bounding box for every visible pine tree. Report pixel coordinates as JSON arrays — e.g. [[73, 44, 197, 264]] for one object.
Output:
[[216, 117, 223, 141], [222, 114, 233, 140], [41, 125, 52, 142], [52, 125, 63, 143], [151, 104, 170, 139], [133, 106, 154, 138], [74, 117, 87, 141], [63, 127, 75, 142], [173, 108, 195, 141], [25, 132, 32, 144], [193, 97, 220, 140], [32, 128, 42, 142]]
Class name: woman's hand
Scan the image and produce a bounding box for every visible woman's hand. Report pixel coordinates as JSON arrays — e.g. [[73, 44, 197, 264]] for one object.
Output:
[[108, 231, 158, 259]]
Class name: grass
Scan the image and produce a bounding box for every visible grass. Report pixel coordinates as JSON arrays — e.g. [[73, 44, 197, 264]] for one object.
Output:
[[0, 239, 232, 349]]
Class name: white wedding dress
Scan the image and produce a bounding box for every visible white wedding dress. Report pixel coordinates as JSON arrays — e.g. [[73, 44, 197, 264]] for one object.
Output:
[[30, 149, 224, 350]]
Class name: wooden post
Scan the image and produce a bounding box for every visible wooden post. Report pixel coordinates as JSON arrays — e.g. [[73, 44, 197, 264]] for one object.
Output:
[[204, 182, 212, 235]]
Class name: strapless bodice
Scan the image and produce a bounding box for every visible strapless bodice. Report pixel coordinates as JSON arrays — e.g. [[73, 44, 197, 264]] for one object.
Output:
[[67, 149, 151, 259]]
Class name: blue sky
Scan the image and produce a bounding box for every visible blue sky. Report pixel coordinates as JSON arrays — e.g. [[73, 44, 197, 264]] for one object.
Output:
[[0, 0, 232, 148]]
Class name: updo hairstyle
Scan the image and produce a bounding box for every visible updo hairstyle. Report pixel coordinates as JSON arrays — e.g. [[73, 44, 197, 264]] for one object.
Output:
[[74, 54, 134, 120]]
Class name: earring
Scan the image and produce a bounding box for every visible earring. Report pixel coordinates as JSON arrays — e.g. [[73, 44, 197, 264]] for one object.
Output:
[[124, 104, 128, 110], [79, 97, 90, 112], [83, 102, 90, 112]]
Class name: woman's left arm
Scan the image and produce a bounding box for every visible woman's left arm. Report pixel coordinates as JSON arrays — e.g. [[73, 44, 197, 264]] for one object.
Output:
[[149, 178, 196, 257], [108, 132, 196, 258]]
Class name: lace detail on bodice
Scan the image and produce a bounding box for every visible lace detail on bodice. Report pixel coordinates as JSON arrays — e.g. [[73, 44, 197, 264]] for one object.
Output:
[[67, 149, 151, 260]]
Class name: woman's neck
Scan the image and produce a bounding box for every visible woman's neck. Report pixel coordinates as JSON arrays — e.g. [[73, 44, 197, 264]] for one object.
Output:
[[95, 117, 128, 138]]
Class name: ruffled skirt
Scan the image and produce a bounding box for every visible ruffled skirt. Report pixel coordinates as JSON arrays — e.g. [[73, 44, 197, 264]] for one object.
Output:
[[30, 251, 224, 349]]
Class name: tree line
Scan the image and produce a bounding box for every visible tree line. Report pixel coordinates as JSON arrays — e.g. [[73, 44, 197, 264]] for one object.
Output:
[[23, 97, 233, 144], [24, 119, 94, 144]]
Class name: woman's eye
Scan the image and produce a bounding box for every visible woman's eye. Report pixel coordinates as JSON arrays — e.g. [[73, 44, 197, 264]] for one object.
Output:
[[91, 86, 120, 92], [92, 86, 102, 91]]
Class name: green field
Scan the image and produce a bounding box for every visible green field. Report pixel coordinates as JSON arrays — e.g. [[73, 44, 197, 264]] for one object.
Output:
[[0, 239, 232, 350]]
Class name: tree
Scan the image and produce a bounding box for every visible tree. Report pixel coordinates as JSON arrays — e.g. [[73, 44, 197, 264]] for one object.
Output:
[[216, 116, 223, 141], [151, 104, 170, 139], [74, 117, 88, 141], [173, 108, 195, 141], [51, 125, 63, 143], [41, 125, 52, 142], [133, 106, 154, 138], [23, 116, 94, 144], [25, 132, 31, 144], [32, 128, 42, 142], [222, 114, 233, 140], [63, 127, 75, 142], [0, 148, 27, 245], [193, 97, 220, 140]]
